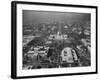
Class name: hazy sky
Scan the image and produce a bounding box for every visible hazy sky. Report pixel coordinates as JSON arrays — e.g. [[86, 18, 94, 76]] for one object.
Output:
[[23, 10, 90, 25]]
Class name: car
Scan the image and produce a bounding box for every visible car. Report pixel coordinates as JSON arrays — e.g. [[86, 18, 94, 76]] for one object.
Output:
[[81, 39, 90, 46]]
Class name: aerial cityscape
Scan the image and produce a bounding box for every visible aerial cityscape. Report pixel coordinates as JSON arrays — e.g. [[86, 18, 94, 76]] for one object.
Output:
[[22, 10, 91, 69]]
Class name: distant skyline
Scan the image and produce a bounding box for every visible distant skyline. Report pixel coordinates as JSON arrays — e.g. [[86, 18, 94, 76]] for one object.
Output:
[[23, 10, 90, 25]]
